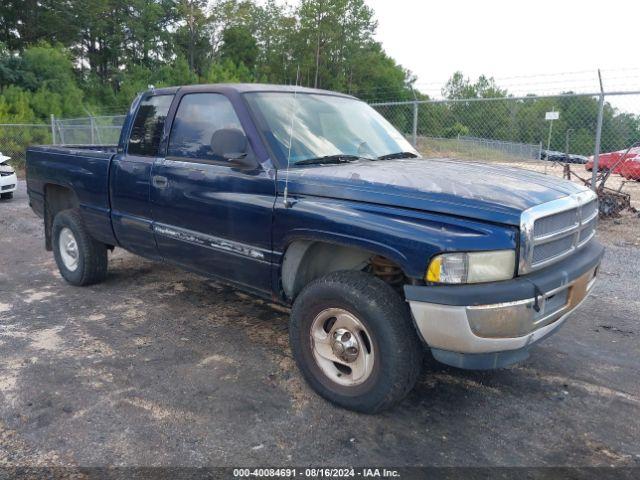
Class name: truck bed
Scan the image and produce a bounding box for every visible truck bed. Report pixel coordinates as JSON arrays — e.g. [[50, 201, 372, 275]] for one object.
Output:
[[26, 144, 119, 247]]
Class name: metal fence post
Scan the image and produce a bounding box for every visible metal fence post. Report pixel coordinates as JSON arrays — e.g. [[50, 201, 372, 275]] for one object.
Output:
[[90, 116, 96, 144], [590, 71, 605, 191], [565, 128, 573, 157], [412, 100, 418, 148], [50, 114, 56, 145], [538, 141, 543, 161]]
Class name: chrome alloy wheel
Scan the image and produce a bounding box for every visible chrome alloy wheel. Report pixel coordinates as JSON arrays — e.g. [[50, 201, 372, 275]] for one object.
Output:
[[310, 308, 375, 386], [59, 227, 79, 272]]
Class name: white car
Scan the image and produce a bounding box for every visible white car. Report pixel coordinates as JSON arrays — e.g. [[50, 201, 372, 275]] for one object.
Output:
[[0, 153, 17, 200]]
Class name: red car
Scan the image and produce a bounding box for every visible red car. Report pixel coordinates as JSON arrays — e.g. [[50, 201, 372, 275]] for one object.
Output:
[[585, 147, 640, 173], [619, 156, 640, 180]]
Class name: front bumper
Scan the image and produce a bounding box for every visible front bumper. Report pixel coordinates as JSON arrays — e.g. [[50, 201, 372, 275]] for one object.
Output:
[[0, 173, 17, 194], [404, 241, 604, 369]]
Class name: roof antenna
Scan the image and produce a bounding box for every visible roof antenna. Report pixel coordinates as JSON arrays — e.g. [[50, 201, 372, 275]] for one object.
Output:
[[283, 65, 300, 209]]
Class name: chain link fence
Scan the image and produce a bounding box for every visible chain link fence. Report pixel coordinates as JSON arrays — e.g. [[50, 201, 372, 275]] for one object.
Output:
[[0, 124, 52, 170], [0, 115, 126, 171], [51, 114, 126, 146], [372, 91, 640, 217], [1, 90, 639, 217]]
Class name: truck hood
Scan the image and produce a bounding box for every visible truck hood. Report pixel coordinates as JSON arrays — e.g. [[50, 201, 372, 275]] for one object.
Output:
[[282, 158, 588, 226]]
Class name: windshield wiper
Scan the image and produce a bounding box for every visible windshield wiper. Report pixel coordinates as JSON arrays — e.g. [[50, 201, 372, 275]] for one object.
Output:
[[295, 154, 368, 166], [376, 151, 419, 160]]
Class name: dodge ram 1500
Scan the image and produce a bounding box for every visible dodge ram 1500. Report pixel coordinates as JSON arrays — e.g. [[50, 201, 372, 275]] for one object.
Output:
[[26, 84, 604, 412]]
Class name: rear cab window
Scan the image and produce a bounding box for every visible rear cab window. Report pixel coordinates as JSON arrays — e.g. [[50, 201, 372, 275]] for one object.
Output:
[[127, 95, 174, 156]]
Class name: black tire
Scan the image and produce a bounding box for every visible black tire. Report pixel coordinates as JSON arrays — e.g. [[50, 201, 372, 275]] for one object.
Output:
[[1, 192, 13, 200], [52, 209, 108, 286], [289, 270, 423, 413]]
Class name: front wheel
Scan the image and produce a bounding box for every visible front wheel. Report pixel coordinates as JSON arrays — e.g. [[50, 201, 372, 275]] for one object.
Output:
[[52, 209, 108, 286], [289, 270, 423, 413]]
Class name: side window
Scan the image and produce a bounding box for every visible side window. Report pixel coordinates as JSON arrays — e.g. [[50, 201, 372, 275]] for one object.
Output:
[[168, 93, 244, 161], [127, 95, 173, 156]]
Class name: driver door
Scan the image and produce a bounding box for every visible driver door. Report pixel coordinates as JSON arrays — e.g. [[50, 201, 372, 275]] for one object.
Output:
[[150, 92, 275, 295]]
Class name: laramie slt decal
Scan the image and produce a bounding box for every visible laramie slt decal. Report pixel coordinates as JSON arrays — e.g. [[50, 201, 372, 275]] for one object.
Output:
[[154, 224, 266, 260]]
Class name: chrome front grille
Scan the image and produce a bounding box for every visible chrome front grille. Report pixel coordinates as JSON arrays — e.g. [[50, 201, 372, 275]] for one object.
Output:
[[533, 209, 579, 237], [581, 199, 598, 221], [532, 235, 575, 264], [519, 190, 598, 274], [579, 214, 597, 245]]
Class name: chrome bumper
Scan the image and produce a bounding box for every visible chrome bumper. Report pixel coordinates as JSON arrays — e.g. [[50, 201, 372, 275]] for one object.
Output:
[[408, 266, 598, 356]]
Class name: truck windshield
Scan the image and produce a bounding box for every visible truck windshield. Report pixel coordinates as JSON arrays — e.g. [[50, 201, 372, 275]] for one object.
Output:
[[244, 92, 419, 166]]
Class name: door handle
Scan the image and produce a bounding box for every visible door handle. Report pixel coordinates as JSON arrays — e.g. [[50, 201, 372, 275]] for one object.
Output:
[[152, 175, 169, 189]]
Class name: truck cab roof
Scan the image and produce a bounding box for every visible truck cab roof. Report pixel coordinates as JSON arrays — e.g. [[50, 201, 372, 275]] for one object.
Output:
[[145, 83, 356, 99]]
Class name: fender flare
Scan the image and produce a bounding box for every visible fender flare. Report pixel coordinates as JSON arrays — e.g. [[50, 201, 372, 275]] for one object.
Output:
[[280, 230, 412, 299]]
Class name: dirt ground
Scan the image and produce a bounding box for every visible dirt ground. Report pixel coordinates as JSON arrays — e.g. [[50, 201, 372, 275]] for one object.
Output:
[[0, 181, 639, 474]]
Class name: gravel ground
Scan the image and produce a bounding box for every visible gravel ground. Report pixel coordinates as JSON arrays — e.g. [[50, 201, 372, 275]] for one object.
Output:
[[0, 181, 639, 473]]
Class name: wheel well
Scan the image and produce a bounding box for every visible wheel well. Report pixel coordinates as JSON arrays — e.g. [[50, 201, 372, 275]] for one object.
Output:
[[44, 184, 79, 251], [281, 240, 406, 300]]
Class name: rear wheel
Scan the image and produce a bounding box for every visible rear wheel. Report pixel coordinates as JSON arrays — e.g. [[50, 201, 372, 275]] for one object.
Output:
[[52, 209, 108, 286], [289, 270, 423, 413]]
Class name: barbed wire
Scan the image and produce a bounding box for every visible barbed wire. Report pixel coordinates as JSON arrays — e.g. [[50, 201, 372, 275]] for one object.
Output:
[[410, 69, 640, 101]]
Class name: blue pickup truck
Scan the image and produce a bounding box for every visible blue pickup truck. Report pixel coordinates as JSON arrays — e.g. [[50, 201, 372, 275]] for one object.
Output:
[[26, 84, 604, 412]]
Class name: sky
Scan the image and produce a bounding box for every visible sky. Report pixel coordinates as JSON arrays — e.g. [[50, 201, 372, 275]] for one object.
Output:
[[364, 0, 640, 99]]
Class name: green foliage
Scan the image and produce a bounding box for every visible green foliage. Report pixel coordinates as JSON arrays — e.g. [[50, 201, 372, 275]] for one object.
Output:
[[0, 44, 85, 121], [0, 86, 36, 123], [0, 1, 637, 160], [219, 26, 259, 69], [403, 72, 640, 156], [155, 56, 199, 86], [292, 0, 382, 92], [350, 43, 414, 102], [443, 122, 470, 139], [0, 123, 51, 170], [0, 0, 415, 120], [173, 0, 211, 76], [204, 59, 254, 83]]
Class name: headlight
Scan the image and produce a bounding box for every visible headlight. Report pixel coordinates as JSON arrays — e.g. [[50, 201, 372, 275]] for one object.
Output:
[[426, 250, 515, 284]]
